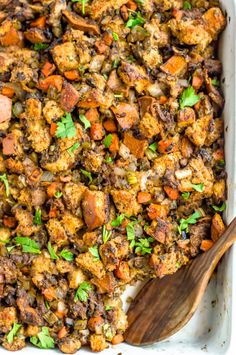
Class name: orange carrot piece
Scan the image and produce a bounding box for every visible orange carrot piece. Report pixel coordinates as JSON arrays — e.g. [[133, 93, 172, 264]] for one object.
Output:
[[94, 40, 108, 54], [0, 27, 23, 47], [200, 239, 214, 251], [88, 317, 104, 332], [126, 0, 138, 11], [164, 186, 179, 200], [109, 133, 119, 153], [1, 87, 14, 98], [3, 216, 16, 228], [30, 16, 46, 29], [120, 5, 129, 21], [103, 31, 113, 46], [41, 62, 56, 77], [159, 95, 168, 104], [85, 108, 100, 123], [57, 326, 67, 339], [28, 169, 41, 182], [111, 334, 124, 345], [103, 119, 117, 132], [213, 148, 224, 161], [50, 122, 58, 136], [49, 208, 57, 218], [64, 69, 80, 81], [157, 139, 174, 154], [42, 287, 57, 301], [38, 75, 63, 92], [115, 261, 130, 280], [147, 204, 168, 220], [47, 182, 59, 197], [160, 55, 187, 76], [137, 192, 152, 204], [192, 75, 203, 91], [90, 122, 105, 141]]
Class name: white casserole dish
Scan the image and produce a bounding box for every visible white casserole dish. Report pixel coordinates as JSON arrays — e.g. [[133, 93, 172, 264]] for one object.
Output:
[[2, 1, 235, 354]]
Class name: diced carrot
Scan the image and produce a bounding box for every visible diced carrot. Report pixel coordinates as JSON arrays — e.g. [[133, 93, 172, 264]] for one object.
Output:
[[94, 40, 108, 54], [115, 261, 130, 280], [41, 62, 56, 77], [194, 101, 201, 110], [64, 69, 80, 81], [172, 9, 183, 20], [57, 326, 67, 339], [90, 122, 105, 141], [192, 75, 203, 91], [38, 75, 63, 92], [157, 139, 175, 154], [47, 182, 59, 197], [126, 0, 138, 11], [50, 122, 57, 136], [28, 168, 41, 182], [159, 95, 168, 104], [111, 103, 139, 130], [137, 192, 152, 204], [85, 108, 99, 123], [111, 334, 124, 345], [0, 27, 23, 47], [42, 287, 57, 301], [3, 216, 16, 228], [164, 186, 179, 200], [123, 132, 148, 158], [49, 207, 57, 218], [30, 16, 46, 29], [211, 213, 225, 242], [102, 31, 113, 46], [1, 87, 14, 98], [109, 133, 119, 153], [213, 148, 224, 161], [160, 55, 187, 76], [103, 119, 117, 132], [200, 239, 214, 251], [120, 5, 129, 21], [88, 317, 104, 332], [147, 204, 168, 220]]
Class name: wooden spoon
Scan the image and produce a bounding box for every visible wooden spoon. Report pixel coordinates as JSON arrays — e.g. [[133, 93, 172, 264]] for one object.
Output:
[[125, 217, 236, 346]]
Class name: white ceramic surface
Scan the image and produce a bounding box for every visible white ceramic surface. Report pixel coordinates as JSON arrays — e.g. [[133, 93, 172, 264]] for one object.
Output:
[[1, 1, 235, 354]]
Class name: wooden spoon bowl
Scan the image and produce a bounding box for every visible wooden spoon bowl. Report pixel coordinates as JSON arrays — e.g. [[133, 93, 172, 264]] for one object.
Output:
[[125, 217, 236, 346]]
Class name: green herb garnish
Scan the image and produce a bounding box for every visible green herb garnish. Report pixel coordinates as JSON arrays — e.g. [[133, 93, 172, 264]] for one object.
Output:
[[88, 245, 100, 261], [103, 134, 113, 148], [67, 142, 80, 156], [102, 225, 112, 244], [79, 114, 91, 129], [56, 113, 76, 139], [71, 0, 88, 15], [183, 1, 192, 10], [126, 221, 136, 249], [178, 210, 202, 234], [211, 79, 220, 87], [111, 214, 125, 227], [74, 282, 93, 302], [105, 156, 113, 164], [80, 169, 92, 183], [0, 173, 10, 196], [47, 242, 58, 260], [134, 237, 154, 255], [126, 11, 145, 29], [148, 142, 157, 152], [7, 323, 21, 344], [33, 208, 42, 225], [191, 183, 204, 192], [105, 305, 113, 311], [182, 192, 190, 200], [60, 249, 74, 261], [14, 236, 41, 254], [212, 202, 226, 212], [112, 32, 119, 41], [179, 86, 200, 109], [34, 43, 49, 51], [112, 59, 120, 68], [54, 191, 63, 199], [30, 327, 55, 349]]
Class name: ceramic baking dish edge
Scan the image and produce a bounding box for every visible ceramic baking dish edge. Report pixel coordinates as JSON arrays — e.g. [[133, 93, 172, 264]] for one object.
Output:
[[1, 1, 236, 355]]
